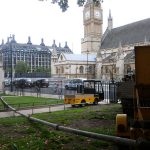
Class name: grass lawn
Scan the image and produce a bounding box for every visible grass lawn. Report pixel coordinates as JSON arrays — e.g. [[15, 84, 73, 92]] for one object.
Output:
[[0, 103, 122, 150], [0, 96, 64, 109]]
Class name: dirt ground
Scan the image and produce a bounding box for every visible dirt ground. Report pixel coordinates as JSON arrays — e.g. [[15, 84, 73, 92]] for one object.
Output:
[[0, 104, 121, 150]]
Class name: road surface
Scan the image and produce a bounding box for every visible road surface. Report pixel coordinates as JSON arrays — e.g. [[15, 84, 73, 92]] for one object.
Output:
[[0, 99, 109, 118], [0, 104, 71, 118]]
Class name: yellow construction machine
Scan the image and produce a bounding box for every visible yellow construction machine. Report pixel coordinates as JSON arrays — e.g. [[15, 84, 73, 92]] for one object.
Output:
[[116, 46, 150, 147]]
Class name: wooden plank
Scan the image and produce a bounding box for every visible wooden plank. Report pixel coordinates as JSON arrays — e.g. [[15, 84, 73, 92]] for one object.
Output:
[[135, 46, 150, 85]]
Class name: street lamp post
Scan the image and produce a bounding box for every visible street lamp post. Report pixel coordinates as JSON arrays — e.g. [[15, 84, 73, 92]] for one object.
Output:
[[9, 36, 13, 92], [58, 68, 60, 77], [111, 67, 114, 83], [76, 66, 78, 78], [86, 49, 89, 79], [69, 64, 71, 78], [10, 44, 13, 91]]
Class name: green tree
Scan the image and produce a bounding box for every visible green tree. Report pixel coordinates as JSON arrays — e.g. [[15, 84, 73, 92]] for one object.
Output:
[[35, 67, 51, 74], [35, 66, 45, 72], [15, 61, 29, 74], [39, 0, 103, 12]]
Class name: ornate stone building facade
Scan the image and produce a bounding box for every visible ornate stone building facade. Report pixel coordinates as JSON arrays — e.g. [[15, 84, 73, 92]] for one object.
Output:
[[81, 0, 150, 81], [53, 53, 96, 79], [96, 17, 150, 81], [2, 1, 149, 81], [0, 51, 4, 91], [0, 35, 51, 77], [0, 35, 75, 79], [50, 40, 73, 77], [51, 0, 101, 79], [52, 0, 150, 80], [81, 0, 103, 54]]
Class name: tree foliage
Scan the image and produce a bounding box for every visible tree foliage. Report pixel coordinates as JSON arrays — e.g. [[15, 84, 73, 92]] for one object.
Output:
[[35, 66, 51, 74], [15, 61, 29, 73], [39, 0, 103, 12]]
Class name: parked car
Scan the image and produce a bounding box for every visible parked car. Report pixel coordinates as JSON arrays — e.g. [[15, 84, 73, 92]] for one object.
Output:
[[13, 78, 32, 88], [33, 79, 49, 88], [4, 79, 11, 87], [64, 78, 85, 90]]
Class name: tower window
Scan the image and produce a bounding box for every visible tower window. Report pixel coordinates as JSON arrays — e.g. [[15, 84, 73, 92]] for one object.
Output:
[[79, 66, 84, 74]]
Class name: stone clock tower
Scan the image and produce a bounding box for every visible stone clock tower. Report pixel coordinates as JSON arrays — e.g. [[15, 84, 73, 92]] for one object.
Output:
[[81, 0, 103, 54]]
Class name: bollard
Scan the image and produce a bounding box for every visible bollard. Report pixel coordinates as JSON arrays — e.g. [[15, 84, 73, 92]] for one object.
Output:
[[49, 105, 51, 112], [32, 107, 34, 114]]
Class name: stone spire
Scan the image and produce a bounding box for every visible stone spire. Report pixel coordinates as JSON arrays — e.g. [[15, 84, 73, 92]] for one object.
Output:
[[108, 9, 113, 30], [52, 40, 57, 48], [64, 41, 69, 48], [1, 39, 4, 45], [59, 42, 61, 48], [116, 42, 125, 79], [27, 36, 32, 45], [52, 46, 58, 57], [11, 34, 16, 43], [40, 38, 45, 46], [118, 42, 122, 56], [6, 34, 16, 44]]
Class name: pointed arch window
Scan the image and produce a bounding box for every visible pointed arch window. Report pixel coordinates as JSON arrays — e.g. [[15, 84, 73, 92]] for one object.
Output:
[[89, 65, 93, 73], [127, 65, 131, 75], [60, 55, 63, 61], [105, 66, 108, 73], [79, 66, 84, 74], [61, 66, 64, 74], [56, 67, 59, 74]]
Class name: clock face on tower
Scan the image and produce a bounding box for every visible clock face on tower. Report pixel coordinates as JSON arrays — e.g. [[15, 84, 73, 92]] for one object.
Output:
[[85, 10, 90, 20], [94, 10, 101, 19]]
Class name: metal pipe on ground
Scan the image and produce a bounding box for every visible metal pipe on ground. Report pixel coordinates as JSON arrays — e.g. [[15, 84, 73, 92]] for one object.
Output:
[[0, 96, 137, 148], [58, 125, 136, 147]]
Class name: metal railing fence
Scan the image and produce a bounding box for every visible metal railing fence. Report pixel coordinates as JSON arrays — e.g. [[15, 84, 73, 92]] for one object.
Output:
[[3, 80, 118, 103]]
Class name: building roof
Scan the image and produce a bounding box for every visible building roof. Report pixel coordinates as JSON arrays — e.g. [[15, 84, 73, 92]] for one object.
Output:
[[101, 18, 150, 49], [0, 36, 73, 55], [50, 40, 73, 56], [1, 42, 51, 54], [124, 50, 135, 64], [102, 52, 116, 63], [56, 46, 73, 55], [63, 53, 96, 62]]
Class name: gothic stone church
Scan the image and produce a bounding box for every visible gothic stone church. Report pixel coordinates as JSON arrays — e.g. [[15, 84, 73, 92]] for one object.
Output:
[[52, 0, 150, 80]]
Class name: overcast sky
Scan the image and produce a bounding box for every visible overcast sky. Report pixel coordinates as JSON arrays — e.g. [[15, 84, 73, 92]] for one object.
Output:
[[0, 0, 150, 54]]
